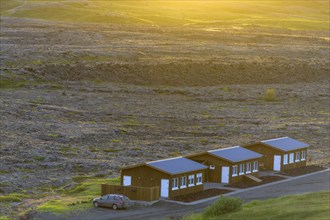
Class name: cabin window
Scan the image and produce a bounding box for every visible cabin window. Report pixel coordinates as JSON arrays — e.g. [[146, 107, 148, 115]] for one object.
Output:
[[283, 154, 288, 165], [289, 153, 294, 164], [246, 162, 251, 174], [295, 152, 300, 162], [180, 176, 187, 188], [232, 165, 238, 177], [196, 173, 203, 185], [301, 151, 306, 161], [172, 178, 178, 190], [209, 165, 215, 170], [188, 175, 195, 187], [252, 161, 258, 172], [239, 164, 245, 175]]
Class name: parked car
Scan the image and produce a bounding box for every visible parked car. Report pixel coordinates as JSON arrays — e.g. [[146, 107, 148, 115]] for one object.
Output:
[[93, 194, 131, 210]]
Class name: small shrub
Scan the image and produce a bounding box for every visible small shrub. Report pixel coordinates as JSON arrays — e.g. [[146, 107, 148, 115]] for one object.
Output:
[[264, 88, 277, 101], [103, 149, 120, 153], [222, 86, 230, 92], [33, 156, 45, 161], [203, 196, 242, 217]]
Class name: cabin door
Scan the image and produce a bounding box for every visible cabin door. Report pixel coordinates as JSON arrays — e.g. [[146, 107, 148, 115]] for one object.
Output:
[[123, 176, 131, 186], [221, 166, 229, 183], [273, 155, 281, 171], [161, 179, 169, 198]]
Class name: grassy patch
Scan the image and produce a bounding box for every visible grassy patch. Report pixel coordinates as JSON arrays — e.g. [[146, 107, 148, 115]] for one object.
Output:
[[37, 177, 120, 214], [0, 193, 30, 203], [3, 1, 329, 30], [103, 149, 121, 153], [33, 156, 45, 161], [263, 88, 278, 102], [0, 79, 26, 89], [185, 191, 330, 220]]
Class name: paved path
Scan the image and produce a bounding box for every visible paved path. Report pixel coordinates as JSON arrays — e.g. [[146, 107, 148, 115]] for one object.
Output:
[[37, 169, 330, 220]]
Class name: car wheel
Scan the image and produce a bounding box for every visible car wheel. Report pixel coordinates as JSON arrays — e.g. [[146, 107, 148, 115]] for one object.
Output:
[[112, 204, 118, 210], [93, 202, 99, 208]]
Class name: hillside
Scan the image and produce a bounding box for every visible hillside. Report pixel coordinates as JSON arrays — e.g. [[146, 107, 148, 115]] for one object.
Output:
[[0, 1, 329, 219]]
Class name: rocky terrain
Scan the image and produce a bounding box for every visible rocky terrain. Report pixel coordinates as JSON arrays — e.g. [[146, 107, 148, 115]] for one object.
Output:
[[0, 1, 329, 218]]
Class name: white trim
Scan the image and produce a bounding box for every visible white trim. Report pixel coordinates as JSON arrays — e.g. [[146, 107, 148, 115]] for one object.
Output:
[[252, 161, 258, 172], [289, 153, 294, 164], [283, 154, 288, 165], [180, 176, 187, 188], [209, 165, 215, 170], [208, 146, 240, 152], [261, 137, 288, 143], [232, 174, 238, 177], [172, 177, 179, 190], [295, 151, 300, 162], [239, 164, 245, 175], [232, 165, 238, 176], [246, 162, 251, 173], [196, 173, 203, 185], [147, 156, 182, 164], [301, 158, 306, 161], [188, 175, 195, 187]]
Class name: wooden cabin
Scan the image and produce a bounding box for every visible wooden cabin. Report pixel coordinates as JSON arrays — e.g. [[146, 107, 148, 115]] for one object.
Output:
[[121, 157, 207, 199], [186, 146, 263, 184], [243, 137, 309, 172]]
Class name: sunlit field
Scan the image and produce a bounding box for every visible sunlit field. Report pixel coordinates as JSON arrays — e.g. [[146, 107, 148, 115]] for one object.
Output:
[[1, 0, 329, 30], [1, 1, 329, 220]]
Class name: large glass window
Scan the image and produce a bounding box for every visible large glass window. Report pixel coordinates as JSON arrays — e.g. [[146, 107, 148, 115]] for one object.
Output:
[[253, 161, 258, 172], [301, 151, 306, 161], [239, 164, 245, 175], [180, 176, 187, 188], [188, 175, 195, 187], [172, 178, 178, 190], [246, 162, 251, 173], [232, 165, 238, 177], [289, 153, 294, 164], [295, 152, 300, 162], [283, 154, 288, 165], [196, 173, 203, 185]]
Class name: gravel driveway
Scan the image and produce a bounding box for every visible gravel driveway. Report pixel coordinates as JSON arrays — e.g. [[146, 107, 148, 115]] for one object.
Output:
[[36, 169, 329, 220]]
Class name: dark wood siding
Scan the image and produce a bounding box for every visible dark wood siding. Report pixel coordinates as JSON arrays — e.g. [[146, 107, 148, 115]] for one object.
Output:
[[121, 165, 206, 199], [244, 143, 282, 170], [169, 169, 206, 198], [186, 154, 261, 184], [121, 165, 169, 187], [244, 144, 308, 171], [281, 148, 308, 171]]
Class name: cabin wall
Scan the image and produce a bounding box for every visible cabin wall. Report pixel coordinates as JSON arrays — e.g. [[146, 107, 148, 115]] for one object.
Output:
[[186, 154, 261, 184], [169, 169, 206, 198], [121, 165, 169, 187], [244, 144, 282, 170], [244, 144, 308, 171], [186, 154, 231, 182]]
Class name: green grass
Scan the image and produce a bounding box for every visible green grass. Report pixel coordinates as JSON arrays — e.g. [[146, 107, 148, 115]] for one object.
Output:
[[264, 88, 278, 102], [0, 193, 30, 203], [185, 191, 330, 220], [37, 177, 120, 214], [1, 1, 329, 30]]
